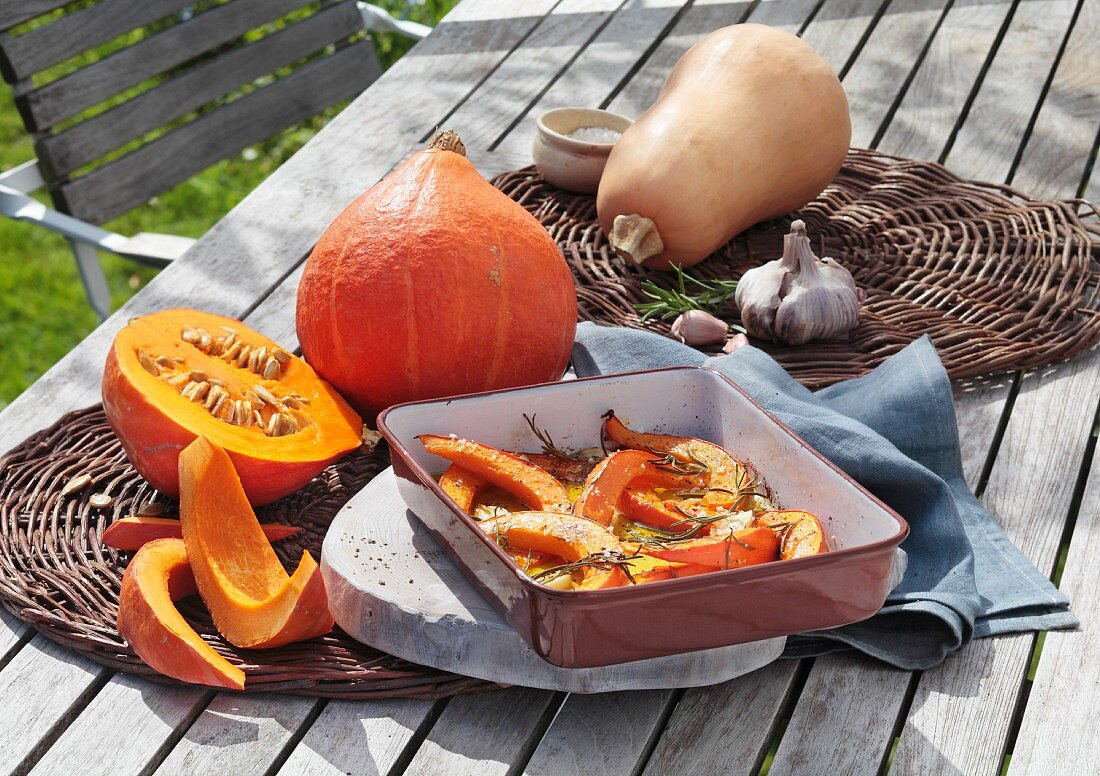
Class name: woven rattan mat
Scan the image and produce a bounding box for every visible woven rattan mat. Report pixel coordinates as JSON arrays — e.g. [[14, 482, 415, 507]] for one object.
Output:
[[0, 406, 497, 698], [492, 148, 1100, 388]]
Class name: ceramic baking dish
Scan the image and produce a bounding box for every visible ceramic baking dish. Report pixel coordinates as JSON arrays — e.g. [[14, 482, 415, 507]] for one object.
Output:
[[378, 366, 908, 668]]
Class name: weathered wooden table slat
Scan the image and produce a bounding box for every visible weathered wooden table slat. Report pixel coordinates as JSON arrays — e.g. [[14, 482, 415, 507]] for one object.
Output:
[[0, 1, 1096, 774]]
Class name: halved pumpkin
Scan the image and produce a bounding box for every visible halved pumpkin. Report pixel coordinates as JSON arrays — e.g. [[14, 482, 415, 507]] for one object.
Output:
[[179, 437, 334, 649], [419, 435, 570, 513], [103, 308, 362, 506], [104, 516, 301, 552], [117, 538, 245, 690], [478, 511, 628, 589], [640, 526, 779, 569]]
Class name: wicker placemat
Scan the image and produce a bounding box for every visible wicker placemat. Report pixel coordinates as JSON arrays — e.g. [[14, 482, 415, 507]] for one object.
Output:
[[492, 148, 1100, 388], [0, 405, 497, 698]]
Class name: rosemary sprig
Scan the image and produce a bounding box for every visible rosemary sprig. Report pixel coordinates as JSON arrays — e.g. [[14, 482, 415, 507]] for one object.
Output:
[[523, 413, 581, 461], [532, 550, 640, 585], [648, 447, 710, 476], [634, 265, 740, 322]]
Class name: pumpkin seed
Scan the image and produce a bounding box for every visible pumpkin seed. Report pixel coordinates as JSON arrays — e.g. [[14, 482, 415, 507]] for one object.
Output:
[[89, 493, 113, 509], [282, 414, 298, 433], [181, 328, 200, 343], [180, 381, 200, 400], [172, 356, 185, 363], [137, 350, 159, 376], [137, 502, 166, 517], [253, 411, 264, 427], [62, 473, 92, 497], [220, 326, 237, 335], [224, 341, 243, 360], [282, 396, 300, 410], [254, 385, 277, 405], [188, 370, 208, 383], [236, 345, 252, 367], [204, 385, 224, 409], [272, 349, 290, 364], [156, 355, 175, 368], [166, 374, 189, 387], [226, 402, 238, 424], [247, 349, 261, 372], [266, 414, 280, 436], [208, 378, 227, 388], [262, 358, 279, 379], [294, 395, 310, 405], [212, 393, 229, 416]]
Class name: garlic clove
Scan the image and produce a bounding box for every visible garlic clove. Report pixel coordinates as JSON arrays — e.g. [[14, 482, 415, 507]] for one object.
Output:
[[722, 333, 750, 354], [670, 310, 729, 345], [734, 220, 864, 345]]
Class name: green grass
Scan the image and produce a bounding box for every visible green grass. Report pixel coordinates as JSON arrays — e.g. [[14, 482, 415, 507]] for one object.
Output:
[[0, 0, 456, 410]]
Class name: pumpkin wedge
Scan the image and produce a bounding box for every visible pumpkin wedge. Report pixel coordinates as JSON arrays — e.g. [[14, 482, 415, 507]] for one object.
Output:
[[103, 308, 362, 506], [479, 511, 629, 590], [640, 526, 779, 569], [620, 487, 695, 531], [439, 464, 488, 514], [419, 435, 570, 513], [574, 449, 689, 526], [602, 410, 753, 494], [117, 538, 245, 690], [179, 437, 334, 649], [104, 516, 301, 552], [756, 510, 829, 559]]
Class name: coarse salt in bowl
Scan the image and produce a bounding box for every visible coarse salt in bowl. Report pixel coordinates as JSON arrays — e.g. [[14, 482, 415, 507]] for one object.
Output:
[[533, 107, 633, 194]]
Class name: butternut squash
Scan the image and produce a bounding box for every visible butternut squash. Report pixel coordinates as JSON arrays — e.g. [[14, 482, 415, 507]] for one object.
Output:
[[596, 24, 851, 269]]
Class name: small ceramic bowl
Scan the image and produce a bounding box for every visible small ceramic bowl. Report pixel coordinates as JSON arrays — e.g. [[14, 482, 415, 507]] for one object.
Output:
[[532, 107, 633, 193]]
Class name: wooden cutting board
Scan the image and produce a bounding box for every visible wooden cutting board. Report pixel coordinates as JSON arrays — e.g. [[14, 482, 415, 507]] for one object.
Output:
[[321, 467, 787, 693]]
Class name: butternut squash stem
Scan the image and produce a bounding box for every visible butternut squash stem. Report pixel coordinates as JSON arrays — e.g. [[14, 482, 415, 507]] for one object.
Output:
[[609, 214, 664, 265], [429, 129, 467, 156]]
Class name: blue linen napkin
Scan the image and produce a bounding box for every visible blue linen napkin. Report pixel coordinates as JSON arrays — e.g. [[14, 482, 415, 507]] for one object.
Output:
[[572, 323, 1077, 669]]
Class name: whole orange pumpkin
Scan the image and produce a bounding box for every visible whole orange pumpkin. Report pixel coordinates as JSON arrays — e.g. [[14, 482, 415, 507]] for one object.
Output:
[[296, 131, 577, 420]]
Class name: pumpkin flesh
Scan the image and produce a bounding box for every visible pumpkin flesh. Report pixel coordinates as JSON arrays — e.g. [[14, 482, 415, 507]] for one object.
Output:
[[103, 308, 362, 505], [117, 538, 245, 690], [179, 437, 334, 649]]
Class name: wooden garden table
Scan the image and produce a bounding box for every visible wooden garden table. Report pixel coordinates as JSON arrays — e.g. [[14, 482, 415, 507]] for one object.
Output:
[[0, 0, 1096, 773]]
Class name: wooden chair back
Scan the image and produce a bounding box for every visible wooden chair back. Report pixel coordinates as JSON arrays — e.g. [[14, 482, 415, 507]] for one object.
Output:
[[0, 0, 379, 224]]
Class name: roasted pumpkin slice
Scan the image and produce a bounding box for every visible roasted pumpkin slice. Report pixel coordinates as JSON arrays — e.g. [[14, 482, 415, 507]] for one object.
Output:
[[574, 449, 690, 526], [620, 487, 695, 531], [479, 511, 629, 590], [419, 435, 570, 513], [104, 516, 300, 552], [640, 526, 779, 569], [602, 410, 753, 494], [103, 308, 363, 506], [756, 510, 829, 559], [117, 538, 246, 690], [179, 437, 334, 649], [439, 464, 488, 514], [511, 453, 593, 484]]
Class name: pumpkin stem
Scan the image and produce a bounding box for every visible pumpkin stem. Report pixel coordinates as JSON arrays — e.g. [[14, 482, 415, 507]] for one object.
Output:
[[428, 129, 467, 156], [610, 214, 664, 265]]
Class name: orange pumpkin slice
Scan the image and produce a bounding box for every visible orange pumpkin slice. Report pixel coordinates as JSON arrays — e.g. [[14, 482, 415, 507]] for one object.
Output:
[[439, 464, 488, 514], [620, 487, 695, 531], [117, 538, 245, 690], [104, 516, 300, 552], [103, 308, 363, 506], [574, 449, 690, 526], [479, 511, 629, 590], [179, 437, 334, 649], [640, 526, 779, 569], [419, 436, 570, 513], [602, 410, 752, 493], [756, 510, 829, 559]]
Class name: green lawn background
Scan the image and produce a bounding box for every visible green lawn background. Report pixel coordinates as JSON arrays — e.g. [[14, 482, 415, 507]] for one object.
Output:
[[0, 0, 456, 410]]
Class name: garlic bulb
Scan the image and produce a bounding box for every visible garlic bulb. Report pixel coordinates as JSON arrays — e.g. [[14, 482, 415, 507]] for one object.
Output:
[[734, 220, 865, 345], [670, 310, 728, 345]]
